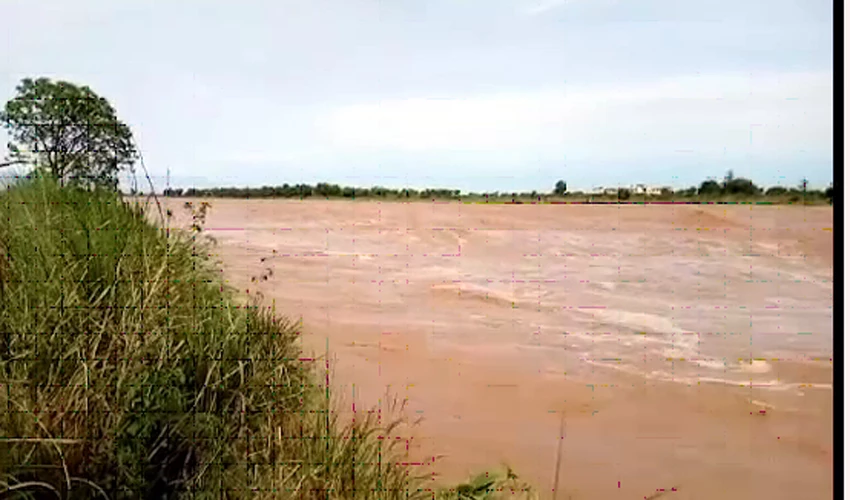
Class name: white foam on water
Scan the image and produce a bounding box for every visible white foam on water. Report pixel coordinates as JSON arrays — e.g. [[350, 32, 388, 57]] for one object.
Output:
[[693, 359, 729, 370], [592, 281, 616, 291], [592, 310, 681, 335], [661, 346, 692, 358], [751, 400, 776, 409], [736, 359, 772, 374], [662, 376, 832, 392], [583, 359, 648, 377]]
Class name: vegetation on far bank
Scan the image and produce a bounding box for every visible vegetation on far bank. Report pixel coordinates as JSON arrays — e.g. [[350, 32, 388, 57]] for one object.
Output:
[[162, 174, 833, 206]]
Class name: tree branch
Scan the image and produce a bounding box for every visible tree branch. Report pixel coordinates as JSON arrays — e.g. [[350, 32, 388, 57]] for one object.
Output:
[[0, 159, 29, 168]]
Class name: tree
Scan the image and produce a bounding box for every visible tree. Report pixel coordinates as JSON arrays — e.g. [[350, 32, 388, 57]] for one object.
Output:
[[825, 183, 833, 205], [698, 179, 722, 196], [724, 177, 759, 196], [553, 180, 567, 196], [0, 77, 137, 189]]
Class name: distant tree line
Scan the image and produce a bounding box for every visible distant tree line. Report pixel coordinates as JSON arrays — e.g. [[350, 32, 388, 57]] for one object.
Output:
[[691, 171, 832, 204], [162, 171, 833, 205], [163, 184, 463, 200]]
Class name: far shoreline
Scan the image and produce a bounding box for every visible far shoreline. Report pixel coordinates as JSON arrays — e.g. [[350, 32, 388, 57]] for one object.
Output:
[[129, 195, 835, 207]]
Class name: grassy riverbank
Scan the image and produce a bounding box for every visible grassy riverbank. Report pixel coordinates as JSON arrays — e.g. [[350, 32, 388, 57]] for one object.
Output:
[[0, 175, 535, 498]]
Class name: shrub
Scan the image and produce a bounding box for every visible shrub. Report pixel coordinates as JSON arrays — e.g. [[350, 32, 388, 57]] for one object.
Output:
[[698, 180, 722, 196], [765, 186, 788, 196], [724, 177, 759, 196]]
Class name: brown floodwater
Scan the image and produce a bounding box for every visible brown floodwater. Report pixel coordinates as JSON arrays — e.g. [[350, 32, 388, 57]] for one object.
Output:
[[158, 198, 833, 499]]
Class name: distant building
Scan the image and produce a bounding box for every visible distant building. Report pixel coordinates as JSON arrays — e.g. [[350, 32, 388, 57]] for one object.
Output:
[[623, 185, 671, 196], [591, 185, 671, 196], [631, 184, 647, 195]]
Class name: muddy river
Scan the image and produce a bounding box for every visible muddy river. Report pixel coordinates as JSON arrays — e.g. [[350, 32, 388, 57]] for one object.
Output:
[[159, 199, 833, 499]]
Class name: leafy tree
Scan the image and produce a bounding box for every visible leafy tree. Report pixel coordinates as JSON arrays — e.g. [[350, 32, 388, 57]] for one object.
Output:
[[295, 184, 312, 197], [315, 182, 343, 197], [825, 184, 833, 205], [553, 180, 567, 196], [617, 188, 630, 201], [723, 177, 759, 196], [698, 179, 722, 196], [1, 77, 137, 189]]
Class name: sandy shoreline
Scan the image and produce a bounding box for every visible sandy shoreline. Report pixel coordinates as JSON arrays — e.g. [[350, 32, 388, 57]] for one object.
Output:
[[154, 198, 833, 499]]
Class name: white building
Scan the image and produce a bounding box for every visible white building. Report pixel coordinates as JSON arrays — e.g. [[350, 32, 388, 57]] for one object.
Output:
[[590, 185, 672, 196], [627, 185, 671, 196]]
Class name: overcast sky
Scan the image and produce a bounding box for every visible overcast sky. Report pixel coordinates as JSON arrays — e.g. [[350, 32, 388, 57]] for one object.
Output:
[[0, 0, 834, 191]]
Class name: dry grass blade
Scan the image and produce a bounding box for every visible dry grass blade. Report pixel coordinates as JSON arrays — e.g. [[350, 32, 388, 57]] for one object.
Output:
[[1, 481, 61, 498]]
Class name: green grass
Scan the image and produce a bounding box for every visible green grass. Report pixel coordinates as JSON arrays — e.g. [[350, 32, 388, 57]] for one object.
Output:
[[0, 174, 488, 498], [435, 467, 538, 500]]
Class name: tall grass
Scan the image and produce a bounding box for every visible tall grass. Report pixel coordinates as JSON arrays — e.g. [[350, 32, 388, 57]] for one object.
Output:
[[0, 174, 437, 498]]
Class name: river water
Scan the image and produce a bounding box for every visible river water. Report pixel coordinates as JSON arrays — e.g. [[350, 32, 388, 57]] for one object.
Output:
[[158, 198, 834, 499]]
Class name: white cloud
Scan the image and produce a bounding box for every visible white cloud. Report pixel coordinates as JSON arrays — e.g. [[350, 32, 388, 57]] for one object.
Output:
[[521, 0, 572, 15], [519, 0, 609, 16], [323, 71, 833, 160]]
